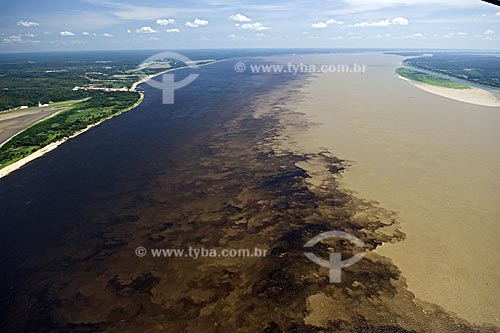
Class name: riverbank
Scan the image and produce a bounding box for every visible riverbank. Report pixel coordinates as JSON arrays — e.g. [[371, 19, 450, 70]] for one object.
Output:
[[2, 56, 497, 332], [0, 58, 223, 179], [0, 92, 143, 179], [398, 75, 500, 107], [130, 58, 222, 91], [271, 52, 500, 328]]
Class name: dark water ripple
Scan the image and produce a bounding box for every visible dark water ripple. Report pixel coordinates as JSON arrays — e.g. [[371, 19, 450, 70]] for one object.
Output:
[[0, 58, 296, 295]]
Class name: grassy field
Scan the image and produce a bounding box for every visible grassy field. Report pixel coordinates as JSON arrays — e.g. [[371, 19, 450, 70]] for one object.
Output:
[[0, 91, 141, 169], [396, 68, 471, 89]]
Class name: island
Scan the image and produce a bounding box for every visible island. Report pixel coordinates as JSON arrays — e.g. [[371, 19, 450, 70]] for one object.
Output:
[[395, 64, 500, 107]]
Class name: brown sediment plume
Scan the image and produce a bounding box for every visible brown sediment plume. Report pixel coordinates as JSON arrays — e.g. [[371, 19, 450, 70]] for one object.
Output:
[[2, 77, 497, 333], [268, 53, 500, 328]]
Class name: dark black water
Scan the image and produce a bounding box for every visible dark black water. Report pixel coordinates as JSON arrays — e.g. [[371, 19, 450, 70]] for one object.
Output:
[[0, 56, 300, 324], [1, 50, 489, 333]]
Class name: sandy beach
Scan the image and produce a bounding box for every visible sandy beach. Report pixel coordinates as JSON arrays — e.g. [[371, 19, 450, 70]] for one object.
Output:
[[131, 59, 221, 91], [272, 53, 500, 328], [398, 75, 500, 107], [0, 93, 143, 179], [0, 59, 221, 179]]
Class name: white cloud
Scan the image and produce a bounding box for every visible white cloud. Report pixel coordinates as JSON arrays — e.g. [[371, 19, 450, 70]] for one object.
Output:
[[60, 31, 75, 36], [391, 17, 409, 25], [326, 19, 344, 25], [228, 14, 251, 22], [496, 12, 500, 17], [3, 35, 22, 43], [312, 19, 344, 28], [3, 34, 40, 44], [341, 0, 481, 13], [82, 32, 89, 35], [17, 20, 39, 27], [353, 21, 372, 27], [185, 18, 208, 28], [127, 29, 132, 33], [136, 26, 158, 33], [166, 28, 180, 33], [102, 33, 113, 37], [311, 22, 328, 28], [353, 16, 409, 27], [402, 33, 424, 38], [484, 29, 495, 35], [194, 18, 208, 26], [156, 18, 175, 26], [25, 32, 35, 37], [457, 32, 467, 36], [110, 4, 178, 20], [240, 22, 270, 31], [228, 33, 246, 40]]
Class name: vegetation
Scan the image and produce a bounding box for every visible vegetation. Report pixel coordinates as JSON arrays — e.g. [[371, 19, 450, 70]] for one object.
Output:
[[403, 53, 500, 89], [0, 51, 223, 169], [0, 52, 203, 111], [0, 91, 140, 168], [396, 67, 471, 89]]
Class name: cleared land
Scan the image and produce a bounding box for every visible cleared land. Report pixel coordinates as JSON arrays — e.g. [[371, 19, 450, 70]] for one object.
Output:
[[0, 91, 140, 169], [0, 100, 84, 147]]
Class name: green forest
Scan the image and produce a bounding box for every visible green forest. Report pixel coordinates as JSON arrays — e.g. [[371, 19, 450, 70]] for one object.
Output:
[[402, 53, 500, 89], [0, 53, 193, 110], [0, 91, 140, 168], [396, 68, 470, 89]]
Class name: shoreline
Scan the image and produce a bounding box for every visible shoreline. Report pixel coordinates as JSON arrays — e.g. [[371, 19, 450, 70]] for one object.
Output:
[[249, 53, 500, 332], [0, 93, 143, 179], [397, 74, 500, 107], [0, 58, 223, 179], [0, 99, 89, 149], [130, 58, 225, 91], [2, 54, 495, 332], [271, 52, 500, 328]]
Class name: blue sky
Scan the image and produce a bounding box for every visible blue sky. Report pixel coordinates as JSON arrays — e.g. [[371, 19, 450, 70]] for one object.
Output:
[[1, 0, 499, 52]]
